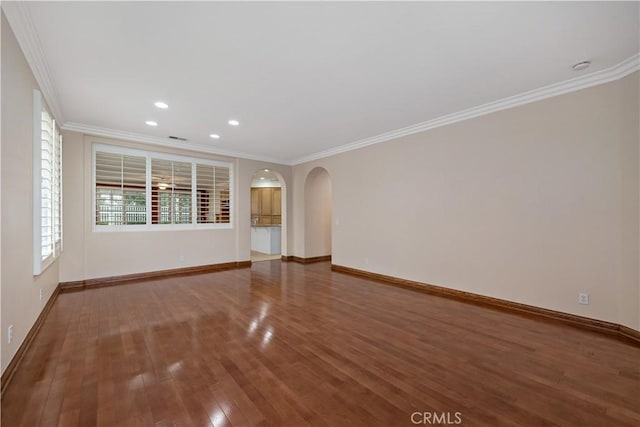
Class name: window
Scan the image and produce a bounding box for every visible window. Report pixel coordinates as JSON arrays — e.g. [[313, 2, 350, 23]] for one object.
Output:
[[93, 144, 233, 231], [33, 90, 63, 275], [151, 159, 192, 224], [196, 163, 230, 224], [95, 151, 147, 226]]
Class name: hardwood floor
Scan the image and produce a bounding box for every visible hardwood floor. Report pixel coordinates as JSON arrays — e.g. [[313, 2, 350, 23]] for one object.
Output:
[[250, 251, 281, 262], [2, 261, 639, 426]]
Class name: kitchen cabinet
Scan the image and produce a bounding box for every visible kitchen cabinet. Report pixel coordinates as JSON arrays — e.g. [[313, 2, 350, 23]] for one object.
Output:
[[251, 187, 281, 226]]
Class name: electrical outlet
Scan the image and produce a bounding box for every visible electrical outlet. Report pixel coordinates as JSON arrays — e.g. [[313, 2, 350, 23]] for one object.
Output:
[[8, 325, 13, 344], [40, 288, 43, 301], [579, 293, 589, 305], [179, 255, 185, 263]]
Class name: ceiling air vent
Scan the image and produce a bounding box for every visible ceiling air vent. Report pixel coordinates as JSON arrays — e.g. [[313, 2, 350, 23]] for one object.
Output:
[[168, 136, 187, 141]]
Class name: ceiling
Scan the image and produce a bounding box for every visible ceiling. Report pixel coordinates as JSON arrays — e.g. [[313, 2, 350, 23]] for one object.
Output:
[[5, 2, 639, 165], [251, 169, 282, 188]]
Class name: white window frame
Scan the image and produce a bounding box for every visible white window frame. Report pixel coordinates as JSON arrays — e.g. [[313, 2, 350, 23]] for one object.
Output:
[[92, 143, 234, 232], [33, 90, 63, 275]]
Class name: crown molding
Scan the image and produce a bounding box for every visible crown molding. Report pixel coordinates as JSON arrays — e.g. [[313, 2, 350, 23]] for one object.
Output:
[[61, 122, 289, 164], [2, 2, 65, 123], [291, 54, 640, 166]]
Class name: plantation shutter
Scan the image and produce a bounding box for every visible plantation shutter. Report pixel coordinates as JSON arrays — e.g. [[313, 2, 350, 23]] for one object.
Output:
[[53, 128, 63, 252], [151, 159, 192, 224], [95, 152, 147, 225], [40, 109, 55, 260], [33, 89, 63, 274], [196, 163, 230, 224]]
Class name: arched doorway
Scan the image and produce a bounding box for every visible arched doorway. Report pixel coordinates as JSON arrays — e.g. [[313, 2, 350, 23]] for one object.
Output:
[[250, 169, 286, 262], [304, 167, 332, 258]]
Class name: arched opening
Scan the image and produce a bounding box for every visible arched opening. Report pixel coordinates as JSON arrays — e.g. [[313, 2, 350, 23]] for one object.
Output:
[[304, 167, 332, 259], [250, 169, 286, 262]]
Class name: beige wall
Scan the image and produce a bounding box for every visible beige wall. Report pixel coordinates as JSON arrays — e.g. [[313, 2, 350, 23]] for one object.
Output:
[[304, 167, 332, 258], [59, 133, 293, 282], [292, 72, 640, 330], [618, 72, 640, 330], [1, 13, 61, 373]]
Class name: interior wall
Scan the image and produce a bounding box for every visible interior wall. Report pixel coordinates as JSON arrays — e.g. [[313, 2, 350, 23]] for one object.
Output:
[[59, 134, 292, 281], [619, 71, 640, 330], [303, 167, 332, 258], [1, 13, 61, 373], [292, 72, 640, 330]]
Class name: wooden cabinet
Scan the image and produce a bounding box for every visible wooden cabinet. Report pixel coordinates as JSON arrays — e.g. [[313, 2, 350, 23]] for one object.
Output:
[[272, 189, 281, 215], [251, 187, 281, 225], [260, 189, 272, 215], [251, 189, 260, 216]]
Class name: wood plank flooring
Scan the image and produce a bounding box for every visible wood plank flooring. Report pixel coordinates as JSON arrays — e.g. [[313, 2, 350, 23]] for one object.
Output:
[[250, 251, 281, 262], [2, 261, 639, 426]]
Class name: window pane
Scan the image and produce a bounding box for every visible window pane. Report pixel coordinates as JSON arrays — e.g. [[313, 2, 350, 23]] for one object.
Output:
[[96, 152, 123, 186], [40, 109, 54, 260], [96, 152, 147, 226], [54, 133, 63, 247], [96, 187, 123, 225], [173, 161, 192, 224], [196, 164, 213, 223], [34, 91, 63, 273], [215, 166, 230, 224], [196, 164, 230, 224], [152, 159, 192, 225]]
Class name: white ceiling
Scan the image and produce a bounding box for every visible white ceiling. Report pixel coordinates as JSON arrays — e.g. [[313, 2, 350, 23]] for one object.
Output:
[[251, 169, 282, 188], [5, 1, 640, 164]]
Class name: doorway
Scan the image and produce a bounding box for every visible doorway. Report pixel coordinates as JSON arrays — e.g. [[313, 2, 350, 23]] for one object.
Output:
[[250, 169, 284, 262], [304, 167, 332, 258]]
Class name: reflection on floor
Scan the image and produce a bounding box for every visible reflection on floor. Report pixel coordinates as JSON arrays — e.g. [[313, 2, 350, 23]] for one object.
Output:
[[251, 250, 281, 262]]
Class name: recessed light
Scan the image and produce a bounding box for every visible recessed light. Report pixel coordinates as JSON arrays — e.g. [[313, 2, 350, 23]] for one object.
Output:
[[209, 134, 220, 139], [145, 120, 158, 126], [154, 101, 168, 109], [260, 177, 265, 180], [228, 119, 240, 126], [264, 169, 269, 172], [572, 60, 591, 72]]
